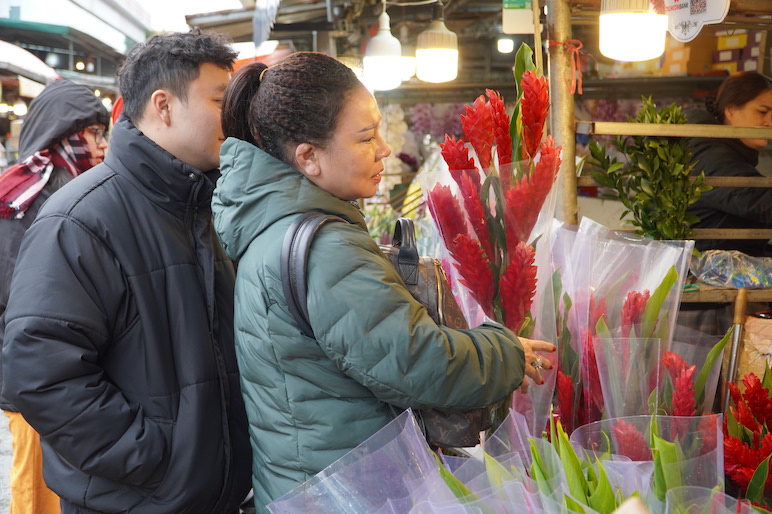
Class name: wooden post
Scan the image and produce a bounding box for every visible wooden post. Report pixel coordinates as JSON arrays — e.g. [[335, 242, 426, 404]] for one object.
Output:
[[546, 0, 578, 225]]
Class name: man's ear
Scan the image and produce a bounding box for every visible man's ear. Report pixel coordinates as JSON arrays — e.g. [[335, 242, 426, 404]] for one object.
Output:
[[295, 143, 321, 177], [149, 90, 172, 126]]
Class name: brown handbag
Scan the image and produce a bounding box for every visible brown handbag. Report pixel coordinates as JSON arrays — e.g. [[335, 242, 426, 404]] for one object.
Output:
[[281, 213, 493, 449]]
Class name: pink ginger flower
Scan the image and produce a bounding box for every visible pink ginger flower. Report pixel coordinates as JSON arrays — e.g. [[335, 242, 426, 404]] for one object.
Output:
[[461, 95, 494, 170], [499, 241, 537, 332], [520, 69, 550, 160], [741, 373, 772, 427]]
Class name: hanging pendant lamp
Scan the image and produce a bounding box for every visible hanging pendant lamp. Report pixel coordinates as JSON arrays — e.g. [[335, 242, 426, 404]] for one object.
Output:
[[599, 0, 668, 62], [415, 2, 458, 83], [363, 3, 403, 91]]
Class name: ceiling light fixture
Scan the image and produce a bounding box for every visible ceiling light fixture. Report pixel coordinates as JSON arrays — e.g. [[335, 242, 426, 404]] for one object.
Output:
[[599, 0, 668, 62], [415, 1, 458, 83], [363, 1, 403, 91]]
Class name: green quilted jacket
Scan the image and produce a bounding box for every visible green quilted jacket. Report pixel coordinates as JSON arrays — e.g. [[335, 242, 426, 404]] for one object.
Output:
[[212, 138, 526, 511]]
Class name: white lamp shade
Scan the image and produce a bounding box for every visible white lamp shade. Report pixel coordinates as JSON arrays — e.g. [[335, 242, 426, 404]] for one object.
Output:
[[363, 11, 402, 91], [416, 19, 458, 83], [599, 0, 667, 62]]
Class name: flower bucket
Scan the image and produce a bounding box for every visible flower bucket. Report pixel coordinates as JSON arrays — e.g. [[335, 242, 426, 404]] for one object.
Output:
[[665, 486, 755, 514], [570, 414, 724, 502]]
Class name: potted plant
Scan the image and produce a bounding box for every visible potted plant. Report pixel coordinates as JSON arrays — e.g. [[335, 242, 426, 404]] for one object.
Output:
[[585, 97, 711, 241]]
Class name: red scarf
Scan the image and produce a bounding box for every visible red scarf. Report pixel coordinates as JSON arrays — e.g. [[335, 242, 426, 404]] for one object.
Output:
[[0, 133, 92, 219]]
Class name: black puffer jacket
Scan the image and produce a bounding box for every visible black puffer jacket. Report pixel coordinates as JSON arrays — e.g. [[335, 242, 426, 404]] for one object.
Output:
[[686, 108, 772, 256], [2, 116, 252, 512], [0, 78, 109, 412]]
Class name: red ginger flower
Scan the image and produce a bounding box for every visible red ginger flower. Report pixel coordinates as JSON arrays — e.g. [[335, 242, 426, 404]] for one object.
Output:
[[427, 184, 468, 252], [620, 289, 650, 338], [741, 373, 772, 428], [449, 233, 495, 316], [556, 369, 576, 434], [671, 365, 697, 416], [724, 432, 772, 490], [456, 172, 494, 261], [461, 95, 494, 170], [485, 89, 513, 176], [662, 351, 687, 379], [503, 137, 562, 243], [520, 69, 550, 160], [441, 135, 480, 186], [499, 241, 537, 332], [612, 419, 652, 461]]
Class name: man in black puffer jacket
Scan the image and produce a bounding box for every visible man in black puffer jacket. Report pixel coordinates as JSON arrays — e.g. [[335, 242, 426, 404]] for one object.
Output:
[[2, 29, 252, 513], [0, 78, 109, 514]]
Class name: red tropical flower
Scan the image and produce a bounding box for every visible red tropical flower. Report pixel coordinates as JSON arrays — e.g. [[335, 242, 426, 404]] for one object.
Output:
[[426, 184, 468, 251], [620, 289, 650, 337], [455, 173, 494, 261], [485, 89, 513, 175], [499, 241, 537, 332], [448, 233, 495, 316], [611, 419, 652, 461], [671, 365, 697, 417], [460, 96, 494, 170], [556, 370, 575, 434], [520, 69, 550, 160], [440, 135, 477, 175]]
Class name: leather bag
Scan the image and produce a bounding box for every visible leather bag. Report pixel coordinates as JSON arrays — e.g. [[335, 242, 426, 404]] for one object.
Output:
[[281, 212, 493, 449]]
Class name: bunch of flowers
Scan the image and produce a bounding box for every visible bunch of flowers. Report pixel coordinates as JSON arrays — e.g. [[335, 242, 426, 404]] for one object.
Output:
[[725, 364, 772, 508], [423, 43, 562, 336]]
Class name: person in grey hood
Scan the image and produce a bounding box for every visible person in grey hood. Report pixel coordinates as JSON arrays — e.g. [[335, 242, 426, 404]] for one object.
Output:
[[2, 29, 252, 513], [0, 77, 109, 514], [212, 52, 555, 511]]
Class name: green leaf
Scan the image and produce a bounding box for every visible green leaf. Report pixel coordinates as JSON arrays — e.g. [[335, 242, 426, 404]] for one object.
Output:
[[483, 451, 518, 488], [586, 459, 618, 514], [639, 266, 677, 338], [434, 452, 478, 500], [557, 422, 589, 504], [746, 455, 771, 504], [564, 494, 589, 513], [693, 328, 732, 409], [513, 42, 536, 91]]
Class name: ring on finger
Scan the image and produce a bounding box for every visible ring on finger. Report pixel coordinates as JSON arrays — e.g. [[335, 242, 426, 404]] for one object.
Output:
[[532, 357, 543, 370]]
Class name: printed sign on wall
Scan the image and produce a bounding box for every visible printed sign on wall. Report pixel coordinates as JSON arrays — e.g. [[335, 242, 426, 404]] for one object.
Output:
[[665, 0, 730, 42]]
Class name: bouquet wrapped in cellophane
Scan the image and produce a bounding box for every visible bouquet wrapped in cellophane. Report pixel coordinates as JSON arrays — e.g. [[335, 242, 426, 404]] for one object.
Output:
[[416, 43, 562, 436]]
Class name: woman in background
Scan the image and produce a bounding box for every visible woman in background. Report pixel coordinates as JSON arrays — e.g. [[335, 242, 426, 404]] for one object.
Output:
[[686, 70, 772, 257], [212, 52, 555, 511]]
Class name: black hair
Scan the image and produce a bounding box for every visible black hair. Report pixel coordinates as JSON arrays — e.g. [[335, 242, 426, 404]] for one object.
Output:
[[707, 71, 772, 123], [117, 28, 237, 123], [221, 52, 362, 166]]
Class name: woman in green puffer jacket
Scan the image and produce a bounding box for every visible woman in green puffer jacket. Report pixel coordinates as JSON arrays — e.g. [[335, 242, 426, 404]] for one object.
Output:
[[211, 51, 555, 512]]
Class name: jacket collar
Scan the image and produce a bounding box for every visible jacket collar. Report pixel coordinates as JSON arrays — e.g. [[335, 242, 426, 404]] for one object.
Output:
[[103, 117, 215, 214]]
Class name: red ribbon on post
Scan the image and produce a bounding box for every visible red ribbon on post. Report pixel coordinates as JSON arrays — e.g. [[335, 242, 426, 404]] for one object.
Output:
[[548, 39, 584, 95]]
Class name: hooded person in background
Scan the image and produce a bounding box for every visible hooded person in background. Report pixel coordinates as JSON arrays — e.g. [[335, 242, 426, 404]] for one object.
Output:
[[0, 78, 109, 514], [1, 29, 252, 513]]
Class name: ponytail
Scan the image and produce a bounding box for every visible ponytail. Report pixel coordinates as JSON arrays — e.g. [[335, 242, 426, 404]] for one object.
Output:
[[221, 62, 267, 146]]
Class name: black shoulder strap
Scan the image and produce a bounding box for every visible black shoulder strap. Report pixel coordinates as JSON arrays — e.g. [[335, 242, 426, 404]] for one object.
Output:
[[281, 212, 346, 338]]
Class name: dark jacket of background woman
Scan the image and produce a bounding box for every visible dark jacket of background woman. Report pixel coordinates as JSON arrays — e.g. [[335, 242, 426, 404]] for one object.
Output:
[[686, 108, 772, 256]]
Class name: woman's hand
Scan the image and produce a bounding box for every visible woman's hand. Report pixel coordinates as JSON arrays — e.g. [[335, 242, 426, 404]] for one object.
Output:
[[517, 337, 556, 393]]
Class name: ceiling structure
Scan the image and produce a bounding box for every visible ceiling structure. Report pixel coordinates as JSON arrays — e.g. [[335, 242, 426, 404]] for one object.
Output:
[[187, 0, 772, 104]]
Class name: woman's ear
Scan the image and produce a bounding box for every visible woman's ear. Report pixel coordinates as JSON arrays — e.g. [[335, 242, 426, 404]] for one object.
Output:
[[295, 143, 321, 177], [724, 106, 737, 125]]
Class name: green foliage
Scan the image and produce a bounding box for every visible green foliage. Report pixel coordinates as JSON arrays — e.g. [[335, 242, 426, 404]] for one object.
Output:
[[586, 97, 711, 241]]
